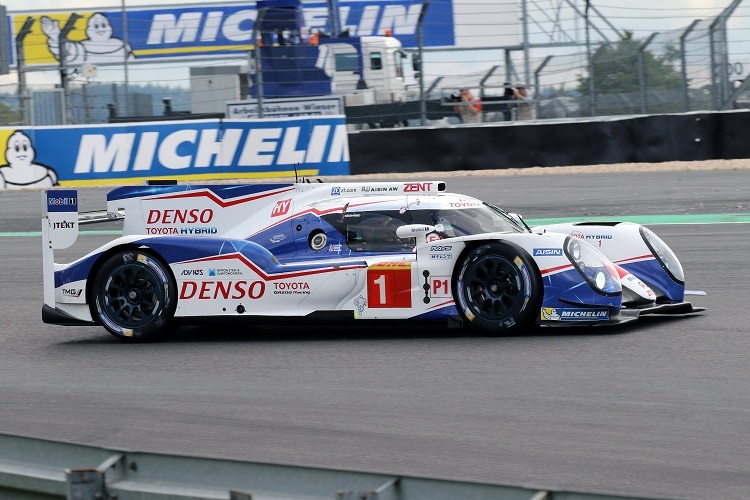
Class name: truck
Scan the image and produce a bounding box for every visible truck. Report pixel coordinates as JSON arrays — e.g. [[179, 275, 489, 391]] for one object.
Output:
[[191, 0, 427, 127]]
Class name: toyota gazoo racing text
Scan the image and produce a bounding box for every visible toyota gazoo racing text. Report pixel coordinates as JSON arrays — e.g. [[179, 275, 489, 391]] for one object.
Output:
[[41, 181, 704, 340]]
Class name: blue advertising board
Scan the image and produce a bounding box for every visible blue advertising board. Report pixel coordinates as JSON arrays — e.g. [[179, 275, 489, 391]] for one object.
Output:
[[8, 0, 459, 67], [0, 117, 350, 189]]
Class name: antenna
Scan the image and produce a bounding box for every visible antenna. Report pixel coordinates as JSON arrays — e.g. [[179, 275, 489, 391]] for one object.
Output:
[[294, 163, 299, 183]]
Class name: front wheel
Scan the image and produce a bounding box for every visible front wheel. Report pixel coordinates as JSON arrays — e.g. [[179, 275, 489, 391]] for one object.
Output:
[[454, 242, 542, 335], [92, 250, 176, 341]]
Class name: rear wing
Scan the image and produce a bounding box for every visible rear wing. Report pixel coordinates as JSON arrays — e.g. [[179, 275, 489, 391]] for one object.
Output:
[[41, 190, 80, 307], [41, 190, 124, 307]]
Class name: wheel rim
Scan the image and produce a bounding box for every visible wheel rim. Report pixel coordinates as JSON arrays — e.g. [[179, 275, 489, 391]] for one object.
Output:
[[463, 255, 525, 322], [100, 262, 164, 329]]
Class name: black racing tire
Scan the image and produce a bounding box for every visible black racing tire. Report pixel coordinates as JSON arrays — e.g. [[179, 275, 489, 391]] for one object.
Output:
[[92, 249, 176, 341], [453, 242, 542, 335]]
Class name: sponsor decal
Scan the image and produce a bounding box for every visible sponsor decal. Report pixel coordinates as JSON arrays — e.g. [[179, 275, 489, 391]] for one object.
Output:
[[179, 227, 218, 235], [533, 248, 563, 257], [270, 234, 287, 244], [571, 231, 613, 241], [541, 307, 609, 321], [61, 288, 83, 298], [330, 186, 355, 195], [181, 269, 204, 276], [369, 262, 411, 270], [179, 280, 265, 300], [429, 245, 452, 252], [328, 243, 343, 252], [354, 295, 367, 316], [52, 220, 76, 229], [625, 275, 655, 297], [343, 212, 361, 218], [456, 279, 475, 322], [514, 256, 532, 309], [448, 202, 482, 208], [403, 182, 433, 192], [430, 277, 451, 298], [147, 208, 213, 224], [427, 232, 441, 242], [145, 209, 216, 234], [47, 195, 77, 208], [273, 282, 311, 295], [146, 226, 217, 235], [408, 226, 431, 233], [271, 198, 292, 217], [362, 185, 398, 193], [430, 254, 452, 260], [208, 268, 242, 276]]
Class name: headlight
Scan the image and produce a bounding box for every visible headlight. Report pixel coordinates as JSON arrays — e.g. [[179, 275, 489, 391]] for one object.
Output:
[[569, 239, 582, 260], [639, 226, 684, 283], [564, 236, 621, 295]]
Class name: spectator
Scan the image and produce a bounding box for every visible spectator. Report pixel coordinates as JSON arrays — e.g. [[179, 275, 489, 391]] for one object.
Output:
[[455, 88, 482, 124], [513, 85, 536, 121]]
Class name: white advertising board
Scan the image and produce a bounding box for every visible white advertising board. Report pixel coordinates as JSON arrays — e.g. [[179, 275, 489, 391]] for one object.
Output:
[[227, 96, 345, 119]]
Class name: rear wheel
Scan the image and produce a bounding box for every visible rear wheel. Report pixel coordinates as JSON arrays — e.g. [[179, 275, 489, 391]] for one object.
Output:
[[454, 242, 542, 335], [92, 250, 176, 341]]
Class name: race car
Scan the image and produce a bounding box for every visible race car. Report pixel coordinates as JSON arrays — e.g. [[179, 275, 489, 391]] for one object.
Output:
[[41, 180, 704, 340]]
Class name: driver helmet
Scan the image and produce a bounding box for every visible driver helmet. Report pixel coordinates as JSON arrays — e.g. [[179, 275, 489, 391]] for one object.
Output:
[[434, 215, 455, 237]]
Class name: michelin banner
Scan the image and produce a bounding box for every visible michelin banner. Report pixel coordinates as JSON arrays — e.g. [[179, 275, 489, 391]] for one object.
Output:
[[0, 116, 350, 189], [7, 0, 518, 67]]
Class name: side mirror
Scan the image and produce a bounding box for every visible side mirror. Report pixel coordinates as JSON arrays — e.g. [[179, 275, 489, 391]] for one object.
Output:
[[412, 54, 422, 72], [508, 212, 524, 223], [508, 212, 531, 231]]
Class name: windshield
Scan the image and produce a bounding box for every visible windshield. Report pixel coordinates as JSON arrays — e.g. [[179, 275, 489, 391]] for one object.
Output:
[[428, 204, 524, 237]]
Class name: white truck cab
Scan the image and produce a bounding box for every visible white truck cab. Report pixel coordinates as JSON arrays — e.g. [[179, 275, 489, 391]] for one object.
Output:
[[329, 36, 408, 104]]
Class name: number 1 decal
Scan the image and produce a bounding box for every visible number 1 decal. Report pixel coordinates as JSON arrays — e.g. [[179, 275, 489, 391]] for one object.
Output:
[[367, 262, 412, 308]]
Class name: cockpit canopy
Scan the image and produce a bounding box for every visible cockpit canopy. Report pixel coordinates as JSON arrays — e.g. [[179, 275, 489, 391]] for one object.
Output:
[[320, 197, 523, 252]]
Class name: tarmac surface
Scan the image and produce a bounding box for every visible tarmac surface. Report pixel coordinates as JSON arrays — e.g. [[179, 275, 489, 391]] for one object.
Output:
[[0, 168, 747, 499]]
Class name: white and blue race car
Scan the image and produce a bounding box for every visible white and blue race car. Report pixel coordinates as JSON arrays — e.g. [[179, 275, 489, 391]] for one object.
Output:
[[42, 180, 703, 340]]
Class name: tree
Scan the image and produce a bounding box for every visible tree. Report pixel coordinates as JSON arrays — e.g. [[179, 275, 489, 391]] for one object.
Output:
[[577, 31, 684, 115], [0, 101, 20, 126]]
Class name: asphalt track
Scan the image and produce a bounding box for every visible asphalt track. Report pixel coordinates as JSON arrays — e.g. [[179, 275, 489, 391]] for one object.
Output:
[[0, 169, 748, 499]]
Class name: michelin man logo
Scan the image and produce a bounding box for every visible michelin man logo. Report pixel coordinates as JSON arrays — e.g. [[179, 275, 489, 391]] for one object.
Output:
[[540, 307, 561, 321], [0, 131, 58, 189], [41, 12, 133, 65], [354, 295, 367, 316]]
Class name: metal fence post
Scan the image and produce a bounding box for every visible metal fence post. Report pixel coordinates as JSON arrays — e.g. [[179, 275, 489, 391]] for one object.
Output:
[[417, 1, 430, 126], [121, 0, 130, 117], [59, 14, 82, 125], [680, 20, 700, 112], [15, 17, 35, 126], [709, 0, 741, 110], [534, 56, 552, 118], [638, 33, 658, 114], [252, 8, 267, 118], [479, 65, 499, 98]]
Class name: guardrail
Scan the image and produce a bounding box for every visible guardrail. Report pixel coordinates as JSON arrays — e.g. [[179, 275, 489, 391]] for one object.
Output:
[[0, 433, 662, 500]]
